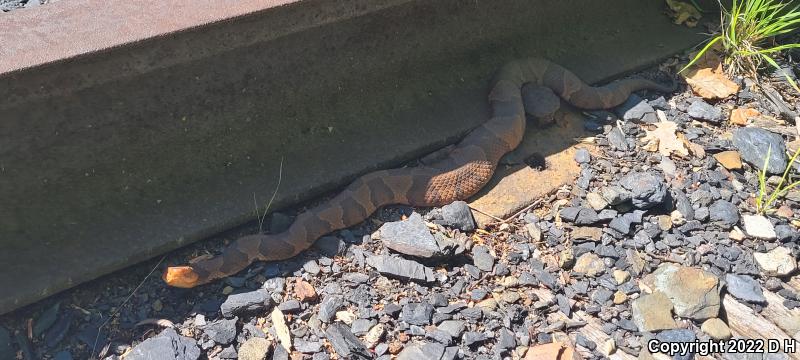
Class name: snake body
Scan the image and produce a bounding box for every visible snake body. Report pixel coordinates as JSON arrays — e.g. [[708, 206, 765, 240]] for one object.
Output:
[[163, 58, 672, 288]]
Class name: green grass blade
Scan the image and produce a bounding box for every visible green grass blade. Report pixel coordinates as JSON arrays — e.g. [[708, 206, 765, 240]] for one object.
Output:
[[760, 53, 800, 92], [680, 36, 724, 73], [757, 146, 772, 214]]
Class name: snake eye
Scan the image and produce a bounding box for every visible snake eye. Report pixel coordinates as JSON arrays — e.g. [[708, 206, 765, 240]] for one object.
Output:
[[163, 266, 201, 288]]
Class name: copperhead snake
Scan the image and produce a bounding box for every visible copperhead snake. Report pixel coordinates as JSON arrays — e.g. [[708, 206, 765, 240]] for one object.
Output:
[[163, 58, 673, 288]]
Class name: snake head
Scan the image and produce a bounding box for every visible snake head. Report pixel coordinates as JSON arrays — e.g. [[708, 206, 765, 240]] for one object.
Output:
[[163, 266, 201, 288]]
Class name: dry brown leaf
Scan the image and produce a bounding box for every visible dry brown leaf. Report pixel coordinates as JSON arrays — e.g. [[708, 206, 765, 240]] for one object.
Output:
[[675, 132, 705, 158], [687, 42, 724, 73], [729, 108, 760, 125], [684, 67, 740, 99], [641, 121, 689, 157], [666, 0, 702, 27]]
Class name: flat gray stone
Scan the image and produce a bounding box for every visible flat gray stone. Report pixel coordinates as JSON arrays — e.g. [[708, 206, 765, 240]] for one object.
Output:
[[220, 290, 270, 318], [127, 328, 201, 360], [439, 201, 475, 231], [380, 213, 441, 258], [325, 323, 371, 360], [733, 127, 788, 174], [366, 255, 436, 283], [725, 274, 766, 304]]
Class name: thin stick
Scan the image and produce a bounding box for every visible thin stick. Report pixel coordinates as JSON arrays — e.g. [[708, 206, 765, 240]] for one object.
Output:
[[90, 255, 166, 359], [646, 251, 683, 264], [258, 157, 284, 234], [488, 199, 544, 226], [467, 205, 504, 223]]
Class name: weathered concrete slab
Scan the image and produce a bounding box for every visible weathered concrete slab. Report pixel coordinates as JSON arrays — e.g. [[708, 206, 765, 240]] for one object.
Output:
[[0, 0, 710, 314]]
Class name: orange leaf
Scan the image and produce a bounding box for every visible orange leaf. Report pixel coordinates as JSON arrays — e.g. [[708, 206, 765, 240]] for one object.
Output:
[[684, 67, 740, 99], [729, 108, 760, 126]]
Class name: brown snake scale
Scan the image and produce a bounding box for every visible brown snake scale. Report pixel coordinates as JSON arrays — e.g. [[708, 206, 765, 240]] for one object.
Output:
[[163, 58, 673, 288]]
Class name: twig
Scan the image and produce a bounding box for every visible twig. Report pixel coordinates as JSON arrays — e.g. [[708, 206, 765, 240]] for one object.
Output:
[[257, 157, 284, 234], [467, 205, 504, 223], [763, 85, 798, 120], [646, 251, 683, 264], [487, 199, 544, 227], [90, 255, 166, 360]]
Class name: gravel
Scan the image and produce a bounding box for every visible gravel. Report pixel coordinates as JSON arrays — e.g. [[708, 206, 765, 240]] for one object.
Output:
[[3, 53, 799, 360]]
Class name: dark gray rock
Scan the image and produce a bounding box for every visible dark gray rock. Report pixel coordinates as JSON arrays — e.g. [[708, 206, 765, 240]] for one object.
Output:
[[220, 289, 271, 318], [615, 94, 657, 123], [655, 329, 695, 360], [591, 288, 614, 304], [318, 295, 344, 323], [277, 300, 301, 313], [325, 323, 371, 360], [295, 340, 323, 353], [601, 186, 631, 205], [439, 201, 475, 231], [401, 303, 434, 326], [396, 342, 445, 360], [496, 328, 516, 351], [725, 274, 767, 304], [533, 269, 558, 289], [673, 190, 695, 221], [366, 255, 435, 283], [303, 260, 321, 275], [609, 216, 633, 234], [44, 312, 72, 348], [709, 200, 740, 228], [620, 172, 668, 209], [380, 213, 441, 258], [560, 207, 600, 225], [471, 245, 495, 272], [426, 329, 453, 345], [463, 332, 488, 346], [607, 127, 629, 151], [33, 302, 60, 337], [203, 317, 237, 345], [218, 346, 237, 359], [272, 345, 290, 360], [127, 328, 201, 360], [313, 236, 346, 257], [519, 272, 538, 286], [557, 294, 572, 317], [383, 303, 402, 317], [656, 329, 695, 343], [733, 127, 788, 174], [442, 346, 459, 360], [687, 100, 723, 123], [262, 277, 286, 293], [437, 320, 465, 338], [464, 264, 481, 279], [460, 307, 483, 322], [312, 352, 331, 360], [351, 319, 377, 335], [775, 224, 798, 242]]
